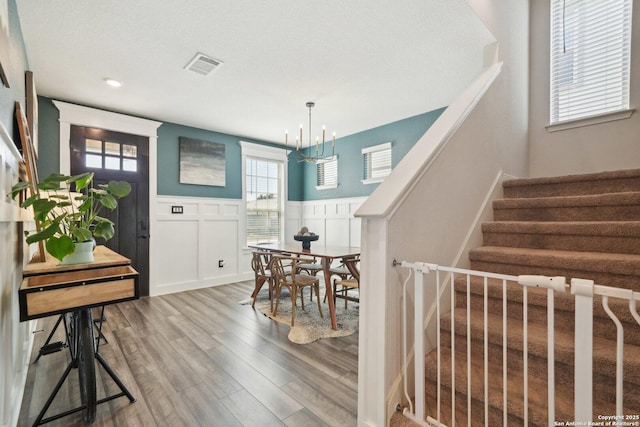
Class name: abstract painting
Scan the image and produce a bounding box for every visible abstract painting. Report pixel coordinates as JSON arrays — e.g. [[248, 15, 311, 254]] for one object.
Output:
[[179, 137, 226, 187]]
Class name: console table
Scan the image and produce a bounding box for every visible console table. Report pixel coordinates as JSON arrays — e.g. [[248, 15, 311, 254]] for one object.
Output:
[[21, 246, 139, 425]]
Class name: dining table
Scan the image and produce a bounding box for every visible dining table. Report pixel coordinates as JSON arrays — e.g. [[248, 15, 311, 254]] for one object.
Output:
[[248, 242, 360, 330]]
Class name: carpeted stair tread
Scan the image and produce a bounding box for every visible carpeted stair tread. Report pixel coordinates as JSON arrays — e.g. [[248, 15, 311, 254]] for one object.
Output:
[[468, 246, 640, 289], [502, 168, 640, 198], [440, 307, 640, 386], [389, 412, 422, 427], [424, 344, 639, 426], [452, 276, 640, 334], [424, 345, 574, 425], [495, 191, 640, 209], [483, 220, 640, 236], [482, 221, 640, 254], [492, 191, 640, 222]]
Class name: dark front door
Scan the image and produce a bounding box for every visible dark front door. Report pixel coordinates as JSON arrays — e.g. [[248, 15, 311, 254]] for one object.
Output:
[[70, 125, 150, 296]]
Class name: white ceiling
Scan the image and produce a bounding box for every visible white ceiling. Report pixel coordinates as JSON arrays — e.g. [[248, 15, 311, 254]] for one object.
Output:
[[17, 0, 494, 145]]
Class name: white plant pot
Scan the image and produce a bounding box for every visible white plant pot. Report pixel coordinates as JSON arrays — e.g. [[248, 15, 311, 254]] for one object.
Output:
[[60, 241, 95, 265]]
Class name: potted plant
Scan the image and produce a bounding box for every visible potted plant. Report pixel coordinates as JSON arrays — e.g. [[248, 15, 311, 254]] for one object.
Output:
[[11, 172, 132, 264]]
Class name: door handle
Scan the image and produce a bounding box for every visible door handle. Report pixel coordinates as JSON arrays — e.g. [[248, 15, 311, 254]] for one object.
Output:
[[137, 234, 149, 239]]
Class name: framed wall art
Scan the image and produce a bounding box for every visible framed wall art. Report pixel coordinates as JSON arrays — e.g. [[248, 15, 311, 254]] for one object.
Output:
[[179, 137, 226, 187], [15, 101, 45, 261]]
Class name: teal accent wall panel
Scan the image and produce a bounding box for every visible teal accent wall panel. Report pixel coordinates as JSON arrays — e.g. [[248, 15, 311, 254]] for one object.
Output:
[[287, 158, 304, 201], [300, 108, 445, 201], [158, 122, 284, 198], [36, 97, 61, 178], [35, 96, 442, 202], [35, 98, 296, 199]]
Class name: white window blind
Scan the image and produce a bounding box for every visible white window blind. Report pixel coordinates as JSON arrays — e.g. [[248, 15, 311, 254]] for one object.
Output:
[[550, 0, 632, 124], [246, 157, 281, 245], [362, 142, 392, 184], [316, 156, 338, 190]]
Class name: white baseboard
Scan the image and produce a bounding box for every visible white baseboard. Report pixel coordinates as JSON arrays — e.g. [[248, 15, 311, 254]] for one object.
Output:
[[152, 272, 254, 296]]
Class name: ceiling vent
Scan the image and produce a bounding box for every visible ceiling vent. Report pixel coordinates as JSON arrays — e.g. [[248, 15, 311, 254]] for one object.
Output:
[[184, 53, 223, 76]]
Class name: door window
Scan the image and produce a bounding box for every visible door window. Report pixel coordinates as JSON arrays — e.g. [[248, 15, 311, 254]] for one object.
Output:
[[83, 139, 138, 172]]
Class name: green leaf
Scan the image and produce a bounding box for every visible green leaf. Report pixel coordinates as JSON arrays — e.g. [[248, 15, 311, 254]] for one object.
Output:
[[20, 193, 40, 208], [100, 194, 117, 210], [71, 228, 92, 242], [78, 198, 92, 212], [108, 181, 132, 198], [10, 181, 31, 199], [93, 221, 115, 240], [94, 215, 114, 225], [46, 235, 75, 262], [31, 199, 58, 220], [70, 172, 93, 192], [37, 181, 63, 191], [25, 222, 60, 244], [42, 173, 70, 183]]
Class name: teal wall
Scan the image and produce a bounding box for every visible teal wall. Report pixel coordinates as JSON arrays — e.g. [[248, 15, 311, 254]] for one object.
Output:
[[37, 97, 61, 177], [36, 97, 443, 202], [296, 108, 446, 201], [157, 123, 282, 198], [1, 0, 29, 145], [36, 97, 290, 198]]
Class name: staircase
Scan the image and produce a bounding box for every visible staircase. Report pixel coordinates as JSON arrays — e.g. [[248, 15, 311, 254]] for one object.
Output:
[[391, 168, 640, 427]]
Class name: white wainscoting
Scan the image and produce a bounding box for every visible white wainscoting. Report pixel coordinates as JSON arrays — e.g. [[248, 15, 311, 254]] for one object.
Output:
[[153, 196, 247, 296], [298, 197, 365, 248], [152, 195, 366, 296], [0, 121, 36, 427]]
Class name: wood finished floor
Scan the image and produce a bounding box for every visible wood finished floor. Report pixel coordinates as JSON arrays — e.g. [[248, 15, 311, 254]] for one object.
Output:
[[18, 281, 358, 427]]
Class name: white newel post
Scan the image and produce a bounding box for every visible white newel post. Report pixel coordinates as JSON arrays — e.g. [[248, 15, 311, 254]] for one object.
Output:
[[357, 217, 389, 427]]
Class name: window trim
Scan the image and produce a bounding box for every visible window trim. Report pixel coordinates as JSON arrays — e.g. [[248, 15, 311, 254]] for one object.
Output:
[[315, 155, 338, 190], [239, 141, 288, 247], [546, 108, 635, 132], [361, 142, 392, 185]]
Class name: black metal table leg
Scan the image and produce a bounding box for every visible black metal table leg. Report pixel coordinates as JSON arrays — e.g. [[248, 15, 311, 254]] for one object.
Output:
[[31, 308, 136, 426], [33, 315, 65, 363]]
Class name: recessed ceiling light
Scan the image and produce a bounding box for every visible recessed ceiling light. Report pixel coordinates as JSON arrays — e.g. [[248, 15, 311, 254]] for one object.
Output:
[[104, 78, 122, 88]]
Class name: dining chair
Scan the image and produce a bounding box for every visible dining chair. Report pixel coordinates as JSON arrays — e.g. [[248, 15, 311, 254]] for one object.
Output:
[[297, 257, 323, 302], [251, 251, 274, 311], [333, 255, 360, 308], [271, 255, 323, 326], [322, 260, 351, 303]]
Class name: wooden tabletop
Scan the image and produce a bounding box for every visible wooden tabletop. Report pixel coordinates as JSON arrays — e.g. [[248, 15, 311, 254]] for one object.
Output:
[[23, 245, 131, 277], [249, 242, 360, 259]]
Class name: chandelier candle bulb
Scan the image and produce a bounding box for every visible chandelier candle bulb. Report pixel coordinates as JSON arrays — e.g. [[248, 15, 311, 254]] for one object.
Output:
[[299, 124, 303, 146], [332, 132, 335, 147]]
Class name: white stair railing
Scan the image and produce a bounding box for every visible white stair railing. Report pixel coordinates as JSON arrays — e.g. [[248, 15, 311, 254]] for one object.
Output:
[[398, 261, 640, 427]]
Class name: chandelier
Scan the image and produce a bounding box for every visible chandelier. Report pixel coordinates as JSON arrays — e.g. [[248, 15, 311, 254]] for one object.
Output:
[[285, 101, 335, 163]]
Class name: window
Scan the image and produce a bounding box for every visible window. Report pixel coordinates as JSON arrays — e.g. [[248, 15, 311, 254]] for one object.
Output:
[[84, 138, 138, 172], [550, 0, 632, 125], [362, 142, 392, 184], [240, 142, 287, 246], [316, 156, 338, 190]]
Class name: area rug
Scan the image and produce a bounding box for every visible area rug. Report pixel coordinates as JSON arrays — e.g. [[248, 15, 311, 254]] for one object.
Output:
[[242, 287, 359, 344]]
